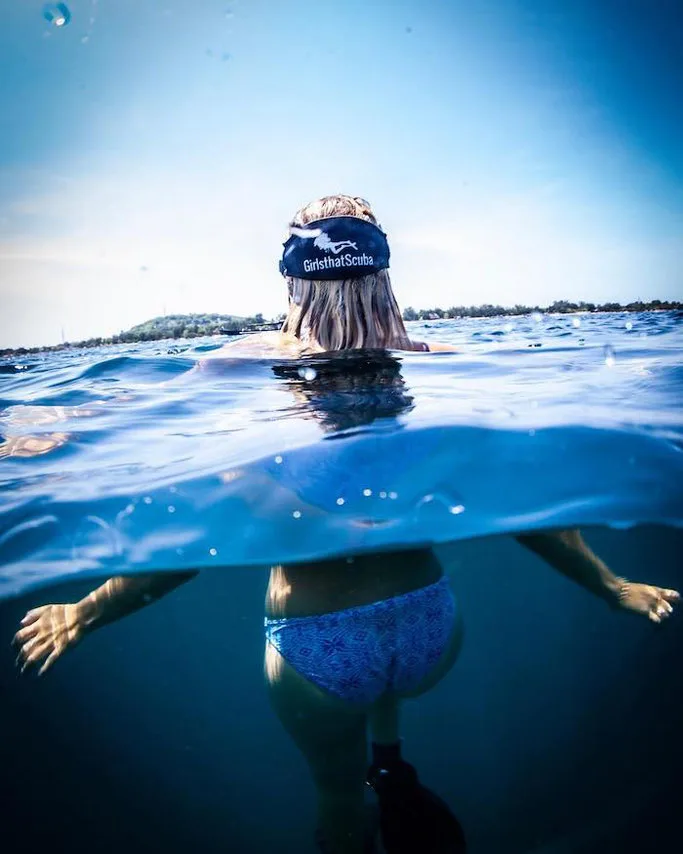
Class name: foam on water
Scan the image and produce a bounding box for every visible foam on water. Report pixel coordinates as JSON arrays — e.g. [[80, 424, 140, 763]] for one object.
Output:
[[1, 312, 681, 599]]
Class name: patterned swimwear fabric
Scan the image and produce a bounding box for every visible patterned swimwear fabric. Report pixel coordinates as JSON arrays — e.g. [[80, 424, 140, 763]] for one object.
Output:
[[264, 577, 456, 705]]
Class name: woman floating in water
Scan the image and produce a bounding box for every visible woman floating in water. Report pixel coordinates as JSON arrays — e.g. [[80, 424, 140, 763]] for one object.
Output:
[[13, 195, 680, 854]]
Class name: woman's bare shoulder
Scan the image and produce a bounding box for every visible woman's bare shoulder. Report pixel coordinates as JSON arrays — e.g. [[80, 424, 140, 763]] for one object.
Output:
[[209, 332, 303, 359], [407, 339, 458, 353]]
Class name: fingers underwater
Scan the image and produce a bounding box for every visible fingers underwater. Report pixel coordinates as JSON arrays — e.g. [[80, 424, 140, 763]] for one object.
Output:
[[12, 623, 40, 647], [38, 649, 60, 676], [20, 607, 47, 627]]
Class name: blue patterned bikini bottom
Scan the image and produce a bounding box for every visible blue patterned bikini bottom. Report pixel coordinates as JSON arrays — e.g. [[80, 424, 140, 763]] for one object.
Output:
[[264, 576, 457, 705]]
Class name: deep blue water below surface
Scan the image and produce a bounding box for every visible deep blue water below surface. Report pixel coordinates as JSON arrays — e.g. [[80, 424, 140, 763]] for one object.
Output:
[[1, 312, 682, 853]]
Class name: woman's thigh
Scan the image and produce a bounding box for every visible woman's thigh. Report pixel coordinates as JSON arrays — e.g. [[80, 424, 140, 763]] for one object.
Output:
[[266, 644, 368, 790]]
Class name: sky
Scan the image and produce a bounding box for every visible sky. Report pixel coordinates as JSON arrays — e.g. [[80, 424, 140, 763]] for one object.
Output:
[[0, 0, 682, 348]]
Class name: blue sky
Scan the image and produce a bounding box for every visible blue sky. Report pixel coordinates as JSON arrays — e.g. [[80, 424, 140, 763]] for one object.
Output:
[[1, 0, 681, 348]]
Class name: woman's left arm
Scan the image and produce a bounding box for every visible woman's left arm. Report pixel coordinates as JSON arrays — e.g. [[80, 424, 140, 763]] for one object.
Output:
[[516, 529, 679, 622]]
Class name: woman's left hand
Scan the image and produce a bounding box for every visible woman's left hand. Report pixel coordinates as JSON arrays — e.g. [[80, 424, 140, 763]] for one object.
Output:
[[618, 582, 679, 622]]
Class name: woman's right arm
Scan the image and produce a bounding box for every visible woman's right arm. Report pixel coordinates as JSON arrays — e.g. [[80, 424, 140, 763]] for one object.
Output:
[[13, 570, 197, 675]]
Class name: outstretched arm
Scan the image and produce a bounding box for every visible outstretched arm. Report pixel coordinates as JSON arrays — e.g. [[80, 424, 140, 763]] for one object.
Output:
[[516, 529, 679, 621], [13, 570, 198, 675]]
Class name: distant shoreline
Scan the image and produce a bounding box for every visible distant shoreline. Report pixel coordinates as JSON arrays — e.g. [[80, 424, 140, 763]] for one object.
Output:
[[2, 302, 680, 358]]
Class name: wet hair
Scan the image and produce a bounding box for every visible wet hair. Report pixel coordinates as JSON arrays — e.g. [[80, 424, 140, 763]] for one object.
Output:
[[272, 350, 414, 433], [280, 195, 412, 352]]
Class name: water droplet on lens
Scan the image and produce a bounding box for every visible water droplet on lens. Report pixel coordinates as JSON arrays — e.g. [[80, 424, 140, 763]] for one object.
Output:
[[274, 455, 283, 464], [625, 320, 633, 331], [336, 497, 345, 506], [388, 491, 398, 500], [298, 367, 317, 381], [209, 547, 218, 556], [449, 504, 465, 515], [292, 510, 302, 519], [43, 3, 71, 26], [168, 505, 176, 513], [531, 312, 542, 323], [503, 322, 513, 333], [362, 488, 372, 497], [572, 317, 581, 328], [604, 344, 616, 367]]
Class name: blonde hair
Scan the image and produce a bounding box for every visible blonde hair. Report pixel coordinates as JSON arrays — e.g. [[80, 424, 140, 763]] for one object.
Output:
[[280, 195, 412, 352]]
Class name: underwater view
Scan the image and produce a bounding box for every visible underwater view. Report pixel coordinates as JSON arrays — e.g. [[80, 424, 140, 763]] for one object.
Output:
[[2, 1, 683, 853], [2, 312, 682, 853]]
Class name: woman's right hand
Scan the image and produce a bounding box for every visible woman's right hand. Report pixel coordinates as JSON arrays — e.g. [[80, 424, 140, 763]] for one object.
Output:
[[13, 603, 85, 675]]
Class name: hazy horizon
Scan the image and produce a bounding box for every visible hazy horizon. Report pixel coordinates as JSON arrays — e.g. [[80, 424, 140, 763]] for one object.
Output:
[[1, 0, 682, 349]]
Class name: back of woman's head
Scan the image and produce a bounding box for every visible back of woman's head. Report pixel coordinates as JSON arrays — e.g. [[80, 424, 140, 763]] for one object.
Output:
[[281, 194, 411, 352]]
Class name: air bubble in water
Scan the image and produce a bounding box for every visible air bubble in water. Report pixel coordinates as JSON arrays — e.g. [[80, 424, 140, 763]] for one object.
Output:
[[297, 366, 317, 381], [336, 497, 345, 506], [531, 312, 542, 323], [43, 3, 71, 26], [604, 344, 616, 367], [274, 455, 283, 464], [449, 504, 465, 515], [379, 491, 387, 499], [292, 510, 302, 519], [625, 320, 633, 331], [362, 488, 372, 497], [572, 317, 581, 328], [209, 547, 218, 556]]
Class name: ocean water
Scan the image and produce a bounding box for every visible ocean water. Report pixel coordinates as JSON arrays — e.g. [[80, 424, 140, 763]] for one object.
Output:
[[1, 312, 682, 853]]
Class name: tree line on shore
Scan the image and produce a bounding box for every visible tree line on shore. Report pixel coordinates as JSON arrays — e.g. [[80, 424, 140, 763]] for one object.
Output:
[[1, 312, 283, 357], [401, 299, 682, 321], [2, 300, 680, 357]]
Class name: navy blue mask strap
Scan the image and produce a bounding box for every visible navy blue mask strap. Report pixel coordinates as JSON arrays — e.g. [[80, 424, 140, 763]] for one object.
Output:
[[279, 216, 390, 280]]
